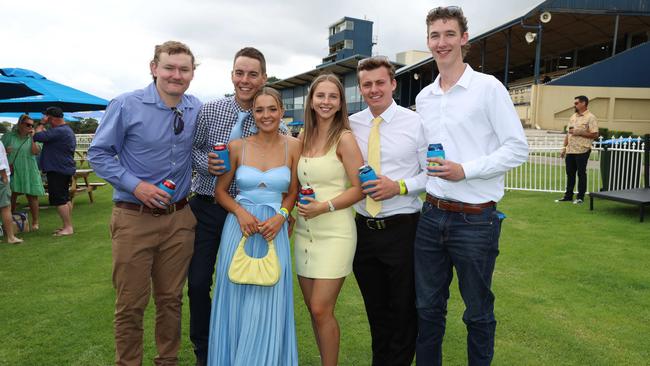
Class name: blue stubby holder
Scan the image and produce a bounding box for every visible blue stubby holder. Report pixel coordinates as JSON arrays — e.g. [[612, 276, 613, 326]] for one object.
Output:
[[358, 165, 378, 190], [427, 143, 445, 168], [213, 145, 231, 173]]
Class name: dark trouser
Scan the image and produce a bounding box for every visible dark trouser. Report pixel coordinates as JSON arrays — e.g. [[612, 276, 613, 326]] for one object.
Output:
[[353, 212, 419, 366], [414, 203, 501, 366], [564, 150, 590, 200], [187, 195, 228, 362]]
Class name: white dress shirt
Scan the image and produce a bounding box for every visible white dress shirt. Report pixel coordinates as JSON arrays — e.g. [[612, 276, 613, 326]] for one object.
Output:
[[350, 100, 428, 217], [416, 65, 529, 204]]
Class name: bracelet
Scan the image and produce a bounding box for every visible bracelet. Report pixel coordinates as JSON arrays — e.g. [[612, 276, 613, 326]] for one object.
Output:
[[327, 200, 336, 212], [278, 207, 289, 220], [398, 180, 408, 195]]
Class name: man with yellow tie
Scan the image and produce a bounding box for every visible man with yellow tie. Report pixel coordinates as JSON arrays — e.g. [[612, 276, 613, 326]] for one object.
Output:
[[349, 56, 428, 366]]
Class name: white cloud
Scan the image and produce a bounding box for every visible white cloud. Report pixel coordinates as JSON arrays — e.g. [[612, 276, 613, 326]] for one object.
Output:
[[3, 0, 542, 103]]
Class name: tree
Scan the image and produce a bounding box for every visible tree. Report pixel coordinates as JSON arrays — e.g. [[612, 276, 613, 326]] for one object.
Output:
[[69, 118, 99, 134], [267, 76, 280, 83], [0, 121, 13, 134]]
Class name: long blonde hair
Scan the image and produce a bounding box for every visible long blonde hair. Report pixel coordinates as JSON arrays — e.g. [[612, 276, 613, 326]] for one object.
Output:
[[302, 73, 350, 154]]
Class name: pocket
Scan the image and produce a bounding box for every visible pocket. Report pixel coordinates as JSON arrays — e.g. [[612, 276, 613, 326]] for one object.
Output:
[[421, 201, 434, 215], [461, 209, 496, 225]]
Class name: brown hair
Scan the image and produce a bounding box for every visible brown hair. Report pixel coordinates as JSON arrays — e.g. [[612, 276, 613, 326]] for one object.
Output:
[[357, 56, 395, 80], [253, 87, 284, 110], [18, 114, 33, 125], [426, 6, 471, 58], [234, 47, 267, 75], [150, 41, 196, 80], [302, 74, 350, 154]]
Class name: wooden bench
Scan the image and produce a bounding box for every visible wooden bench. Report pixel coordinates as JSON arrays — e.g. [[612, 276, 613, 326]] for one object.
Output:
[[73, 182, 107, 203]]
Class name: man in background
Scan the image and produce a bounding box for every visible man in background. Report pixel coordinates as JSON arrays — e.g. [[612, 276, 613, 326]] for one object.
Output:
[[556, 95, 598, 204], [34, 106, 76, 236]]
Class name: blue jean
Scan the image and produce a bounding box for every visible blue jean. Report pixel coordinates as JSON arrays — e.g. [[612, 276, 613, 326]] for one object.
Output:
[[414, 202, 501, 366]]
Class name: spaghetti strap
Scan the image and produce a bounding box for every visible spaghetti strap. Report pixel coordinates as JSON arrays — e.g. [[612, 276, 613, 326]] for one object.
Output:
[[284, 138, 289, 166], [240, 138, 248, 166]]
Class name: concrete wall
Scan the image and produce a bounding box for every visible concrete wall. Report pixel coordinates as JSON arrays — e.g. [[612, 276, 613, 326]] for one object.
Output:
[[531, 84, 650, 134]]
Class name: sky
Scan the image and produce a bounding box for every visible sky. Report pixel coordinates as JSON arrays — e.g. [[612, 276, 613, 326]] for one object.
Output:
[[4, 0, 542, 104]]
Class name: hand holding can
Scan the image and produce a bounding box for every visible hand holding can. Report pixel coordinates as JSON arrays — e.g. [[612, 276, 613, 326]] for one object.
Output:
[[212, 143, 231, 173]]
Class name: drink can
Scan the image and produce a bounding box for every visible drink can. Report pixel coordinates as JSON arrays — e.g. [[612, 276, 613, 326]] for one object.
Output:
[[157, 179, 176, 206], [213, 143, 231, 173], [358, 165, 378, 189], [427, 143, 445, 167], [299, 185, 316, 205]]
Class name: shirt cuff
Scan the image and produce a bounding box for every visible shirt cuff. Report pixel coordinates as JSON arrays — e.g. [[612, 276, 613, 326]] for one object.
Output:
[[461, 161, 477, 180], [121, 173, 142, 194]]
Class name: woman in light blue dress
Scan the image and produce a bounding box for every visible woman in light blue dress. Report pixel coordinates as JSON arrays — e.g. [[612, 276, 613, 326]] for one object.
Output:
[[208, 87, 301, 366]]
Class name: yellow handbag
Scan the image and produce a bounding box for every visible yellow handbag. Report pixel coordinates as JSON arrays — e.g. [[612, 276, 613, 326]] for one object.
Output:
[[228, 235, 281, 286]]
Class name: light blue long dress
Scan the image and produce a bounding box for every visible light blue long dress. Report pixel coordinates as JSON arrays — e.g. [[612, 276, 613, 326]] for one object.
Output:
[[207, 140, 298, 366]]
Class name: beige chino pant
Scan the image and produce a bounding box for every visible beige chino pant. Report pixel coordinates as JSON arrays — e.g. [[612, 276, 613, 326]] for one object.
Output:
[[110, 205, 196, 366]]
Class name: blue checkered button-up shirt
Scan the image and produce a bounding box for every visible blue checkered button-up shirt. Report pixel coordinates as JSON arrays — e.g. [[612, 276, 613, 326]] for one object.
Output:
[[191, 97, 257, 197]]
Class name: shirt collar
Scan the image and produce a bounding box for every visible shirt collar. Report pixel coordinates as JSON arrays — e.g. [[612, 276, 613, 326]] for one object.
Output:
[[365, 100, 397, 125], [229, 96, 252, 114], [431, 64, 474, 95], [142, 82, 196, 111]]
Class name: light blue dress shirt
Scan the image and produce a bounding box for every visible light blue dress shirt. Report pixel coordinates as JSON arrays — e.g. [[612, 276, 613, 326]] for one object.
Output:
[[88, 82, 202, 204]]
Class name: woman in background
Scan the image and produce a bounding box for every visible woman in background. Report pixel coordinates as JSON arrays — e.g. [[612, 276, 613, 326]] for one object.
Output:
[[1, 114, 44, 230], [294, 74, 364, 366]]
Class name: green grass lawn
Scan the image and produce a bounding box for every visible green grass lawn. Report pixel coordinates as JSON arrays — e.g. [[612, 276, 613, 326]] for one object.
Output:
[[1, 187, 649, 365]]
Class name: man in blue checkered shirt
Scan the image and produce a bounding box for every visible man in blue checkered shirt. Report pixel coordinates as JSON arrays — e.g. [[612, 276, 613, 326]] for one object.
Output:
[[188, 47, 268, 366]]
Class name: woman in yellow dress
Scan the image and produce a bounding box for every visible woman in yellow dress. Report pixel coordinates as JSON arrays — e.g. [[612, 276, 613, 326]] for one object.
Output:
[[294, 74, 364, 366]]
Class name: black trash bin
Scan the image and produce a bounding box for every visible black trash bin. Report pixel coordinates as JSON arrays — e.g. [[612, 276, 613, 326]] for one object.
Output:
[[598, 138, 642, 191]]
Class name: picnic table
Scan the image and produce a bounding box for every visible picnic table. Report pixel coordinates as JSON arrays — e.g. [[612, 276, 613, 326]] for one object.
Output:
[[71, 169, 106, 203]]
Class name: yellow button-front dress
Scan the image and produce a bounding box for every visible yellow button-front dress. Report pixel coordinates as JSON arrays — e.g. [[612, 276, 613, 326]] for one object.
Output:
[[294, 141, 356, 279]]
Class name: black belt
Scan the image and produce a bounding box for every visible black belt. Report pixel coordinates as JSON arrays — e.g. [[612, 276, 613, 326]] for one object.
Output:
[[115, 198, 188, 216], [355, 212, 419, 230], [193, 194, 216, 203]]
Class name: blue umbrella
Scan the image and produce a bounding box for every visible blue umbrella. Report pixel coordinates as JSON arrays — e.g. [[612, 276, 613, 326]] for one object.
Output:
[[0, 75, 41, 99], [0, 68, 108, 113], [0, 112, 80, 123]]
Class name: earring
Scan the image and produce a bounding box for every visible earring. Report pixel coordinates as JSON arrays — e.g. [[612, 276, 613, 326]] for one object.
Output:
[[249, 124, 259, 134]]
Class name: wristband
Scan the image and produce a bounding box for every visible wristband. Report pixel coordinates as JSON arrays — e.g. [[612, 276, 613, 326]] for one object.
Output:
[[398, 180, 408, 195], [278, 207, 289, 220], [327, 200, 336, 212]]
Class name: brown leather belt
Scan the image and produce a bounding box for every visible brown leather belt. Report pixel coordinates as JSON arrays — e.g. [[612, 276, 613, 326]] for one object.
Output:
[[426, 194, 495, 215], [115, 198, 188, 216]]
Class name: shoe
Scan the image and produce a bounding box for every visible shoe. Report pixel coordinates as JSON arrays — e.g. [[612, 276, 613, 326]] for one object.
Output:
[[554, 197, 572, 202], [573, 199, 584, 204]]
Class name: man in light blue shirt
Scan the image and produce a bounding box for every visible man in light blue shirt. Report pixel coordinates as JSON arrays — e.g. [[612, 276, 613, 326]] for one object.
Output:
[[88, 40, 202, 366]]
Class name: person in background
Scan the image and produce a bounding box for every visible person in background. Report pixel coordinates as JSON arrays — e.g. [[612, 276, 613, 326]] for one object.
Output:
[[88, 40, 201, 366], [294, 73, 364, 366], [556, 95, 598, 204], [33, 106, 76, 236], [1, 114, 45, 231], [0, 140, 22, 244]]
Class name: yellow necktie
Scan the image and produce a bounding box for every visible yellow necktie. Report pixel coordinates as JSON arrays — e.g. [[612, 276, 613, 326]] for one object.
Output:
[[366, 117, 382, 217]]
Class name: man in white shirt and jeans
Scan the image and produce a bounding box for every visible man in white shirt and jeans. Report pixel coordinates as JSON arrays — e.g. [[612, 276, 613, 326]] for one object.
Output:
[[350, 56, 428, 366], [414, 7, 528, 365]]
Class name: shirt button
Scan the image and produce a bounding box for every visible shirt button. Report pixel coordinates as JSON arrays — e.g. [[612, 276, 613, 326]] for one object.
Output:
[[304, 249, 307, 253], [307, 229, 310, 232], [303, 172, 306, 175]]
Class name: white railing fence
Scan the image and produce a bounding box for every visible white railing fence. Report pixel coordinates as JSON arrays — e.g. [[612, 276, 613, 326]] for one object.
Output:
[[506, 136, 647, 193], [70, 133, 648, 194]]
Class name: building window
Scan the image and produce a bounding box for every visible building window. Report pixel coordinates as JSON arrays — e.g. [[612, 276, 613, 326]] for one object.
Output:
[[344, 39, 354, 49], [335, 19, 355, 34], [293, 94, 304, 111], [283, 98, 294, 111]]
